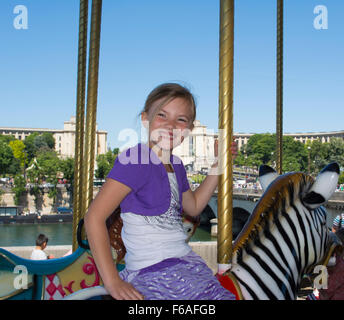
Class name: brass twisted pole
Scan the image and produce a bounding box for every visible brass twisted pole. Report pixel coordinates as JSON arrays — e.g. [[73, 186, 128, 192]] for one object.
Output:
[[217, 0, 234, 273], [72, 0, 88, 252], [80, 0, 103, 237], [276, 0, 283, 174]]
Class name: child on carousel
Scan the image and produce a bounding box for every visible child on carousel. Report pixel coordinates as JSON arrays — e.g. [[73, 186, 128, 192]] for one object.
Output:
[[85, 83, 237, 300]]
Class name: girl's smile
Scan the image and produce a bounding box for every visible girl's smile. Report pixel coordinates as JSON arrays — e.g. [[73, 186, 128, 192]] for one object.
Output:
[[142, 97, 194, 153]]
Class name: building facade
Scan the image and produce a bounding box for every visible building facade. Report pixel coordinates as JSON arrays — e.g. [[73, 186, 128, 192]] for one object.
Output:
[[173, 120, 217, 172], [2, 117, 342, 173], [234, 130, 344, 151], [174, 123, 344, 172], [0, 116, 107, 159]]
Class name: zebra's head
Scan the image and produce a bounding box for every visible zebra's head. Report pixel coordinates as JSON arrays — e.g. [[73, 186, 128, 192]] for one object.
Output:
[[232, 162, 340, 299]]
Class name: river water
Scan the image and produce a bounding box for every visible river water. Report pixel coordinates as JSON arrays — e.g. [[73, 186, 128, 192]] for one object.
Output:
[[0, 199, 341, 247]]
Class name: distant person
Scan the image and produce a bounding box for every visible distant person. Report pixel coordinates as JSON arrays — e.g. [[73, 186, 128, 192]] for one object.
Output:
[[307, 228, 344, 300], [332, 212, 344, 233], [30, 234, 55, 260], [318, 228, 344, 300]]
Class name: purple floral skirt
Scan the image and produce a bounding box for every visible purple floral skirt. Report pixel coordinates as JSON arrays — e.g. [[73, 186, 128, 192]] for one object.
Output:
[[119, 251, 235, 300]]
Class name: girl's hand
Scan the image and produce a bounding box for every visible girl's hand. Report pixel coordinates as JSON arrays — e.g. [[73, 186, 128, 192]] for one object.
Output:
[[213, 137, 238, 165], [107, 278, 144, 300], [231, 137, 238, 159], [210, 138, 237, 175]]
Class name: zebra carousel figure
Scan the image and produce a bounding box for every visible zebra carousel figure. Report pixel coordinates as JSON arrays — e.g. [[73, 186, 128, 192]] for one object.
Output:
[[217, 162, 343, 300]]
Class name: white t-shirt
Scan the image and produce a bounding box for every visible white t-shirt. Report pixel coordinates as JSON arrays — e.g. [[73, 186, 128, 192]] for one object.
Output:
[[121, 172, 191, 271], [30, 249, 48, 260]]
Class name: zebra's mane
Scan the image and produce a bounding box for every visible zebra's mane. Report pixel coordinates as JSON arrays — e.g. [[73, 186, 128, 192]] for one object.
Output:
[[233, 172, 314, 254]]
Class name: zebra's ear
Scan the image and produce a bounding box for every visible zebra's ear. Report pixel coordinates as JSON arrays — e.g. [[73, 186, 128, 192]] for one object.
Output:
[[303, 162, 340, 208], [259, 165, 279, 192]]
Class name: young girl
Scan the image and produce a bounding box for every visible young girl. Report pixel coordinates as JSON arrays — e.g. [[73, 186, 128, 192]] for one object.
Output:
[[85, 83, 236, 300]]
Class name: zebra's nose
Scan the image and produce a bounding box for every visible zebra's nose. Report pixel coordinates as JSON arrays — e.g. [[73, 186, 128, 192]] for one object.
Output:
[[320, 162, 340, 175]]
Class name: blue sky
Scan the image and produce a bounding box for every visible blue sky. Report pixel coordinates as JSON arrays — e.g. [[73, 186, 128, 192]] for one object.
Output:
[[0, 0, 343, 150]]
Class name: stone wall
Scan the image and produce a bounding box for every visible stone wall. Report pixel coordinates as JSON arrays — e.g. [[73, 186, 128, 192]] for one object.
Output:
[[0, 187, 101, 215]]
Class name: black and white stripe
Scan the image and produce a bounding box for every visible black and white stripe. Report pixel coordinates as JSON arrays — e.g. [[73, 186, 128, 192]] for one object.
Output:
[[230, 163, 339, 300]]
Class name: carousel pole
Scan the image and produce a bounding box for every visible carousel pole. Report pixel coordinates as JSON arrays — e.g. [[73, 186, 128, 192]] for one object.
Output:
[[80, 0, 103, 242], [217, 0, 234, 274], [72, 0, 89, 252], [276, 0, 283, 174]]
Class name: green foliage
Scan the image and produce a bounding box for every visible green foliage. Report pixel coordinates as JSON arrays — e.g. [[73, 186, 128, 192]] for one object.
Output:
[[9, 139, 28, 168], [95, 149, 118, 179], [48, 186, 57, 202], [30, 185, 43, 208], [0, 188, 4, 204], [25, 152, 74, 208], [41, 132, 55, 149], [244, 133, 275, 165], [12, 175, 26, 205], [282, 136, 308, 172], [35, 150, 60, 184], [234, 134, 344, 174], [24, 132, 55, 163], [0, 135, 16, 144], [23, 132, 39, 163], [328, 138, 344, 167], [339, 172, 344, 185], [0, 133, 56, 177], [58, 157, 74, 183], [0, 141, 16, 175], [26, 150, 74, 186], [190, 174, 206, 184]]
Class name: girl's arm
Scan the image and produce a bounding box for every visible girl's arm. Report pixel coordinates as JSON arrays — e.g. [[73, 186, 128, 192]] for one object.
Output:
[[182, 164, 218, 217], [84, 178, 144, 300], [182, 140, 237, 217]]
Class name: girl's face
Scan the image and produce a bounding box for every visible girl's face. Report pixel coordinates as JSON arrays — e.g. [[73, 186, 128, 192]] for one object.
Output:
[[142, 97, 194, 152]]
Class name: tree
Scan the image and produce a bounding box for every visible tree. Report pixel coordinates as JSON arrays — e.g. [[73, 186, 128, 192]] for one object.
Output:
[[236, 133, 310, 173], [95, 149, 117, 179], [308, 139, 329, 173], [0, 134, 16, 144], [24, 132, 56, 163], [58, 157, 74, 183], [24, 132, 39, 163], [9, 140, 27, 169], [282, 136, 308, 172], [339, 172, 344, 185], [41, 132, 55, 149], [113, 148, 119, 156], [0, 141, 18, 175], [244, 133, 275, 165], [34, 150, 61, 210], [12, 175, 26, 205], [36, 150, 60, 183], [327, 138, 344, 169], [306, 138, 344, 175]]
